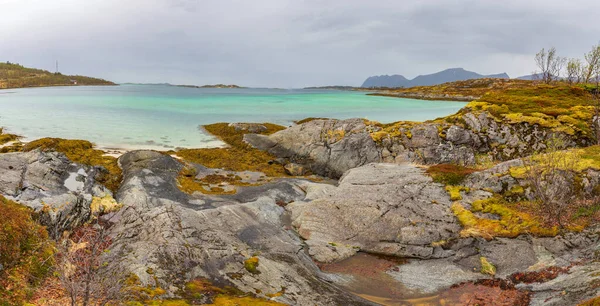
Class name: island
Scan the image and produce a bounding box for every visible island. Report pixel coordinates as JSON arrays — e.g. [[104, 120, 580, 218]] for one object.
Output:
[[177, 84, 245, 89], [0, 62, 114, 89]]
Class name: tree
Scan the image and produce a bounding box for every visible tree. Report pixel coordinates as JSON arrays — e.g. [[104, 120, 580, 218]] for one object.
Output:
[[566, 58, 583, 84], [535, 47, 565, 83], [584, 44, 600, 84], [55, 217, 129, 306]]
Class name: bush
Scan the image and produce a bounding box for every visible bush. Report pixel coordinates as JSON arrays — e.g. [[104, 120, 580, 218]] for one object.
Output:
[[0, 196, 54, 305]]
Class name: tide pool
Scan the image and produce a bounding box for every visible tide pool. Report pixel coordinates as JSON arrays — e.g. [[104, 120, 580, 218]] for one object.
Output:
[[0, 85, 466, 150]]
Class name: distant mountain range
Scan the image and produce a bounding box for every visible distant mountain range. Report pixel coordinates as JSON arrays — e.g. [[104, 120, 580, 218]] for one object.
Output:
[[361, 68, 510, 88]]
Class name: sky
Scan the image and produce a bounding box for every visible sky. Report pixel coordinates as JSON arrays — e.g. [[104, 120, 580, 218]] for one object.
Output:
[[1, 0, 599, 88]]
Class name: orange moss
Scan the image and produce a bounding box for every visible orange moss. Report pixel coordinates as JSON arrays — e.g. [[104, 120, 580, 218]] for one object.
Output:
[[426, 164, 477, 185]]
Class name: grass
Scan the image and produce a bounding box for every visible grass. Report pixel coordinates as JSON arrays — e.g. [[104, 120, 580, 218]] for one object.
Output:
[[176, 123, 287, 178], [480, 257, 496, 276], [22, 138, 122, 192]]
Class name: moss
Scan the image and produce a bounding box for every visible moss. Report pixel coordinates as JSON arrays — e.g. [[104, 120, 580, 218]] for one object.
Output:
[[451, 198, 558, 239], [445, 186, 469, 201], [480, 257, 496, 276], [244, 257, 260, 274], [176, 165, 238, 195], [22, 138, 122, 192], [426, 164, 477, 185], [90, 195, 122, 214], [510, 146, 600, 179], [578, 296, 600, 306], [176, 123, 287, 178], [323, 129, 346, 142], [0, 128, 19, 146]]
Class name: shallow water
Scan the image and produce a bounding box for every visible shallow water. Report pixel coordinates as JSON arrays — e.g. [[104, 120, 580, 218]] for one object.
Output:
[[0, 85, 466, 150]]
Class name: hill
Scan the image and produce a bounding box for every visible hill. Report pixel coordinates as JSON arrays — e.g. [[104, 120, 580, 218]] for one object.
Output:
[[0, 62, 114, 89], [361, 68, 509, 88]]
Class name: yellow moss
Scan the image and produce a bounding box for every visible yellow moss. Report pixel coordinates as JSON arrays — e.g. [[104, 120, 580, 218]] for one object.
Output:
[[176, 123, 287, 178], [503, 113, 560, 128], [90, 195, 122, 214], [176, 166, 239, 195], [507, 185, 524, 195], [510, 146, 600, 179], [451, 198, 558, 239], [430, 240, 447, 247], [324, 129, 346, 142], [480, 257, 496, 276], [244, 257, 260, 274], [445, 186, 469, 201]]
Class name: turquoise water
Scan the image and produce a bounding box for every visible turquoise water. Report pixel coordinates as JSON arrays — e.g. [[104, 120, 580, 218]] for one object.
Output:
[[0, 85, 466, 150]]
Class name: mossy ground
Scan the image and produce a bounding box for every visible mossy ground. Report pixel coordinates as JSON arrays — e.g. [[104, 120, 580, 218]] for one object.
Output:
[[367, 79, 598, 143], [0, 195, 54, 305], [451, 197, 559, 239], [175, 123, 288, 194], [176, 123, 287, 178], [22, 138, 122, 192], [0, 128, 19, 146]]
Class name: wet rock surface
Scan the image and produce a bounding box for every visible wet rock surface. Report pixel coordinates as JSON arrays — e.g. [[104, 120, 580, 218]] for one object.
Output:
[[108, 150, 373, 305]]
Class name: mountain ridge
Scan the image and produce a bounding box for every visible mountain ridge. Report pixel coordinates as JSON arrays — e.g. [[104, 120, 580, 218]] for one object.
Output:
[[362, 68, 509, 88]]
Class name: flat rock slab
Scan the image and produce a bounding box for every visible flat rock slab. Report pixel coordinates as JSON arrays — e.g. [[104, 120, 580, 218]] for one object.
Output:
[[288, 163, 461, 263]]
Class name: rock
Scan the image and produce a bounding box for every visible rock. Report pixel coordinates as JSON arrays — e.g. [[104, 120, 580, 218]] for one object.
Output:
[[388, 258, 485, 293], [228, 122, 268, 134], [108, 150, 372, 305], [245, 118, 381, 178], [0, 150, 111, 237], [284, 163, 307, 176], [287, 163, 461, 262]]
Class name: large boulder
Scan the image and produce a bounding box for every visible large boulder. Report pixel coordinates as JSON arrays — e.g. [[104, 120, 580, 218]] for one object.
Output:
[[244, 118, 381, 178], [0, 150, 112, 237], [108, 150, 372, 305], [287, 163, 462, 263]]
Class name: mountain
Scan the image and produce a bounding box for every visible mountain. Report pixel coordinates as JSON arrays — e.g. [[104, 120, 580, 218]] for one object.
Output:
[[515, 73, 541, 80], [0, 62, 114, 89], [361, 68, 509, 88]]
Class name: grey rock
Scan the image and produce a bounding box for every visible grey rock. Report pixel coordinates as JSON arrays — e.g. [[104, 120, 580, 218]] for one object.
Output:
[[108, 150, 372, 305], [0, 150, 111, 237], [245, 118, 381, 178], [288, 163, 461, 263]]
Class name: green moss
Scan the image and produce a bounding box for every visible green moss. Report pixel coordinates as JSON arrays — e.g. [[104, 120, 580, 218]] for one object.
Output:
[[22, 138, 122, 192], [480, 257, 496, 276], [244, 257, 260, 274]]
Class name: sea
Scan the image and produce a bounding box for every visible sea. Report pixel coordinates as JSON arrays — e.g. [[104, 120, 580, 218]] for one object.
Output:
[[0, 85, 466, 150]]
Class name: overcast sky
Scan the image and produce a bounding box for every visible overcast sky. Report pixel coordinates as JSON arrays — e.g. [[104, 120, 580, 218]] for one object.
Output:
[[1, 0, 599, 88]]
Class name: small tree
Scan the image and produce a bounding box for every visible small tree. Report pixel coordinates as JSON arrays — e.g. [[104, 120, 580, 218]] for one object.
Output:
[[584, 44, 600, 84], [566, 58, 583, 84], [524, 136, 577, 228], [535, 47, 566, 83], [55, 217, 128, 306]]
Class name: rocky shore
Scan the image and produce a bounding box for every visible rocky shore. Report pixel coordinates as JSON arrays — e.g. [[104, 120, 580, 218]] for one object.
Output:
[[1, 80, 600, 305]]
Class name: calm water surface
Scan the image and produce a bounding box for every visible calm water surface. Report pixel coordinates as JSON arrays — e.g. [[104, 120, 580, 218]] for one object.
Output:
[[0, 85, 466, 150]]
